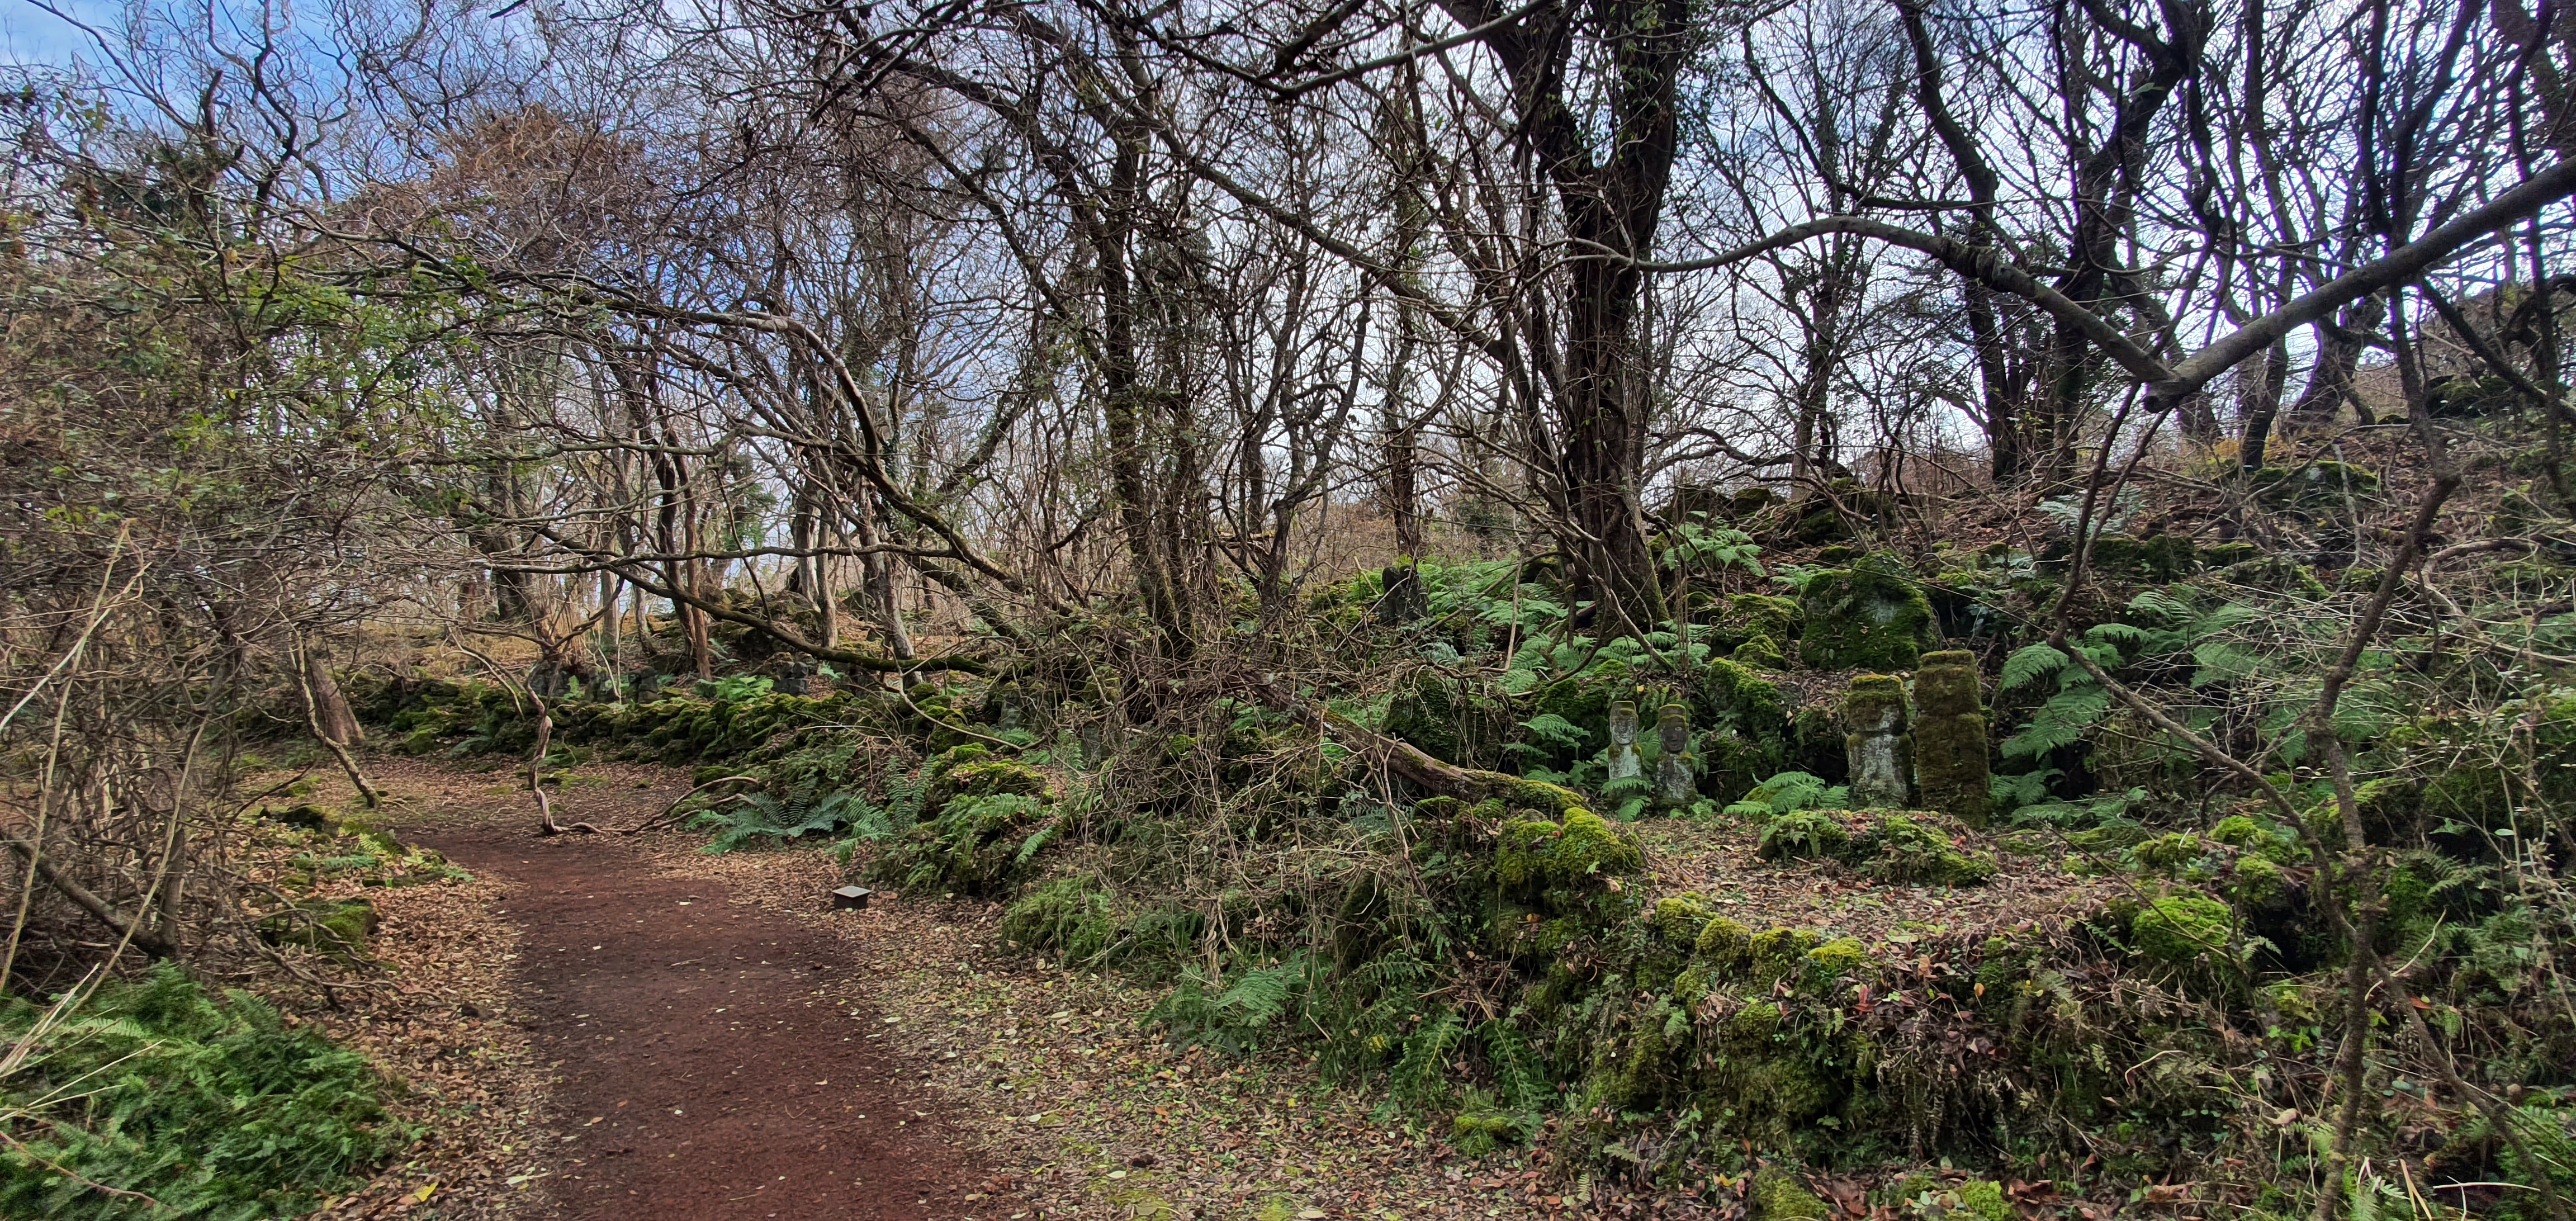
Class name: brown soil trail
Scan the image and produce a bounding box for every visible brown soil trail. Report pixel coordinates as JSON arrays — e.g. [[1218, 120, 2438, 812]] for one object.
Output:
[[415, 819, 1002, 1220]]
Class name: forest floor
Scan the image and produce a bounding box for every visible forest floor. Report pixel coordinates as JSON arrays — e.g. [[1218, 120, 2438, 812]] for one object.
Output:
[[291, 755, 1616, 1221]]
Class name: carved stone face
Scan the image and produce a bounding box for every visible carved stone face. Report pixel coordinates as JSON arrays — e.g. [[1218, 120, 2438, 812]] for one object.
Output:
[[1658, 706, 1688, 753], [1849, 702, 1903, 734], [1608, 701, 1640, 743]]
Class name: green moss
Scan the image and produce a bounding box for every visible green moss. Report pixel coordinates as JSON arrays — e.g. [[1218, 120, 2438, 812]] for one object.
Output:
[[1748, 927, 1822, 983], [1413, 796, 1465, 822], [1751, 1168, 1830, 1220], [2252, 459, 2379, 508], [2082, 533, 2198, 580], [1725, 1000, 1784, 1043], [1703, 659, 1790, 739], [1451, 1107, 1531, 1158], [1384, 674, 1463, 763], [2132, 893, 2236, 964], [2132, 832, 2206, 874], [1860, 812, 1996, 886], [924, 759, 1052, 810], [2228, 855, 2287, 905], [1957, 1179, 2015, 1221], [258, 898, 378, 959], [1556, 809, 1642, 875], [1656, 896, 1716, 943], [1910, 650, 1991, 827], [1758, 808, 1993, 886], [1488, 775, 1587, 816], [1718, 593, 1802, 647], [1498, 809, 1642, 888], [1798, 564, 1938, 670], [1595, 1012, 1670, 1108], [1803, 936, 1867, 983], [1696, 915, 1753, 964], [2208, 815, 2262, 847], [1731, 636, 1787, 669]]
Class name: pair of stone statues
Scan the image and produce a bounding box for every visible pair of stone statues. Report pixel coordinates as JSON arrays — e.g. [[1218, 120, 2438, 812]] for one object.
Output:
[[1606, 698, 1701, 810], [1843, 649, 1989, 824]]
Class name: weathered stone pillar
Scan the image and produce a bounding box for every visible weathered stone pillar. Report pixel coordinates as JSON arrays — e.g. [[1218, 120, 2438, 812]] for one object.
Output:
[[1654, 704, 1697, 810], [1910, 650, 1991, 826], [983, 679, 1024, 731], [1842, 675, 1912, 810], [1607, 700, 1644, 782]]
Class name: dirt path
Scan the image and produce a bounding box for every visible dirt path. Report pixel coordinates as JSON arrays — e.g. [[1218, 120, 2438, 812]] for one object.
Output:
[[415, 823, 1002, 1220]]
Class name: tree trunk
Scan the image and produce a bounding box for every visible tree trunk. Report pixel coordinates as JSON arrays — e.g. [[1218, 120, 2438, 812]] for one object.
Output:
[[1095, 125, 1192, 650], [2236, 338, 2294, 470], [304, 647, 362, 747]]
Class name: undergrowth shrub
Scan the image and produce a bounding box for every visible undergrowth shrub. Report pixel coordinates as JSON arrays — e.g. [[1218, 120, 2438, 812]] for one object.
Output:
[[0, 967, 400, 1220]]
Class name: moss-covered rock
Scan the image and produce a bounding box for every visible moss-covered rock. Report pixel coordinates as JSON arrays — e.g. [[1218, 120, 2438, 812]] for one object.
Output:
[[1860, 813, 1996, 886], [1655, 895, 1716, 942], [269, 803, 342, 834], [2132, 893, 2236, 964], [923, 757, 1052, 811], [1499, 810, 1643, 888], [2080, 532, 2199, 580], [1731, 636, 1787, 669], [1695, 915, 1754, 964], [1910, 650, 1991, 827], [1713, 593, 1801, 649], [1751, 1167, 1830, 1220], [2252, 460, 2379, 509], [258, 898, 378, 959], [1385, 671, 1466, 764], [1759, 809, 1994, 886], [1798, 563, 1937, 670]]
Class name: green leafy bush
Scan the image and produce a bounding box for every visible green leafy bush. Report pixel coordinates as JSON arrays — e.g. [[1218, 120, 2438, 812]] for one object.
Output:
[[0, 968, 400, 1220]]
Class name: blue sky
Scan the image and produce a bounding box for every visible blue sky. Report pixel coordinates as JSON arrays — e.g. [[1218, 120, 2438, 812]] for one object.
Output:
[[3, 0, 117, 67]]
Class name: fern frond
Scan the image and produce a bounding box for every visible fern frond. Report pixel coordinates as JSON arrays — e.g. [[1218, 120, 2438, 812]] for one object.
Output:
[[2002, 689, 2112, 760], [2000, 643, 2069, 690]]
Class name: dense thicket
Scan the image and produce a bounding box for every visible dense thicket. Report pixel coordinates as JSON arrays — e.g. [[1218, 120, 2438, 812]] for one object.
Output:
[[7, 0, 2576, 1215]]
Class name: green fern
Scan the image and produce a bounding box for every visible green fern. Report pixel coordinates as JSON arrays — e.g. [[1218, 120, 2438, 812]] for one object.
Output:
[[693, 789, 861, 853], [0, 967, 399, 1220], [1147, 959, 1307, 1056], [1722, 770, 1848, 818], [1391, 1009, 1467, 1110], [1518, 713, 1588, 748], [2002, 688, 2112, 761]]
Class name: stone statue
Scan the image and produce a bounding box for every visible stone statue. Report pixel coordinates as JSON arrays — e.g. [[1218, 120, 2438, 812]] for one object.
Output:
[[1654, 704, 1697, 810], [1607, 700, 1644, 782], [984, 679, 1024, 731], [1911, 650, 1991, 826], [1843, 674, 1913, 810]]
